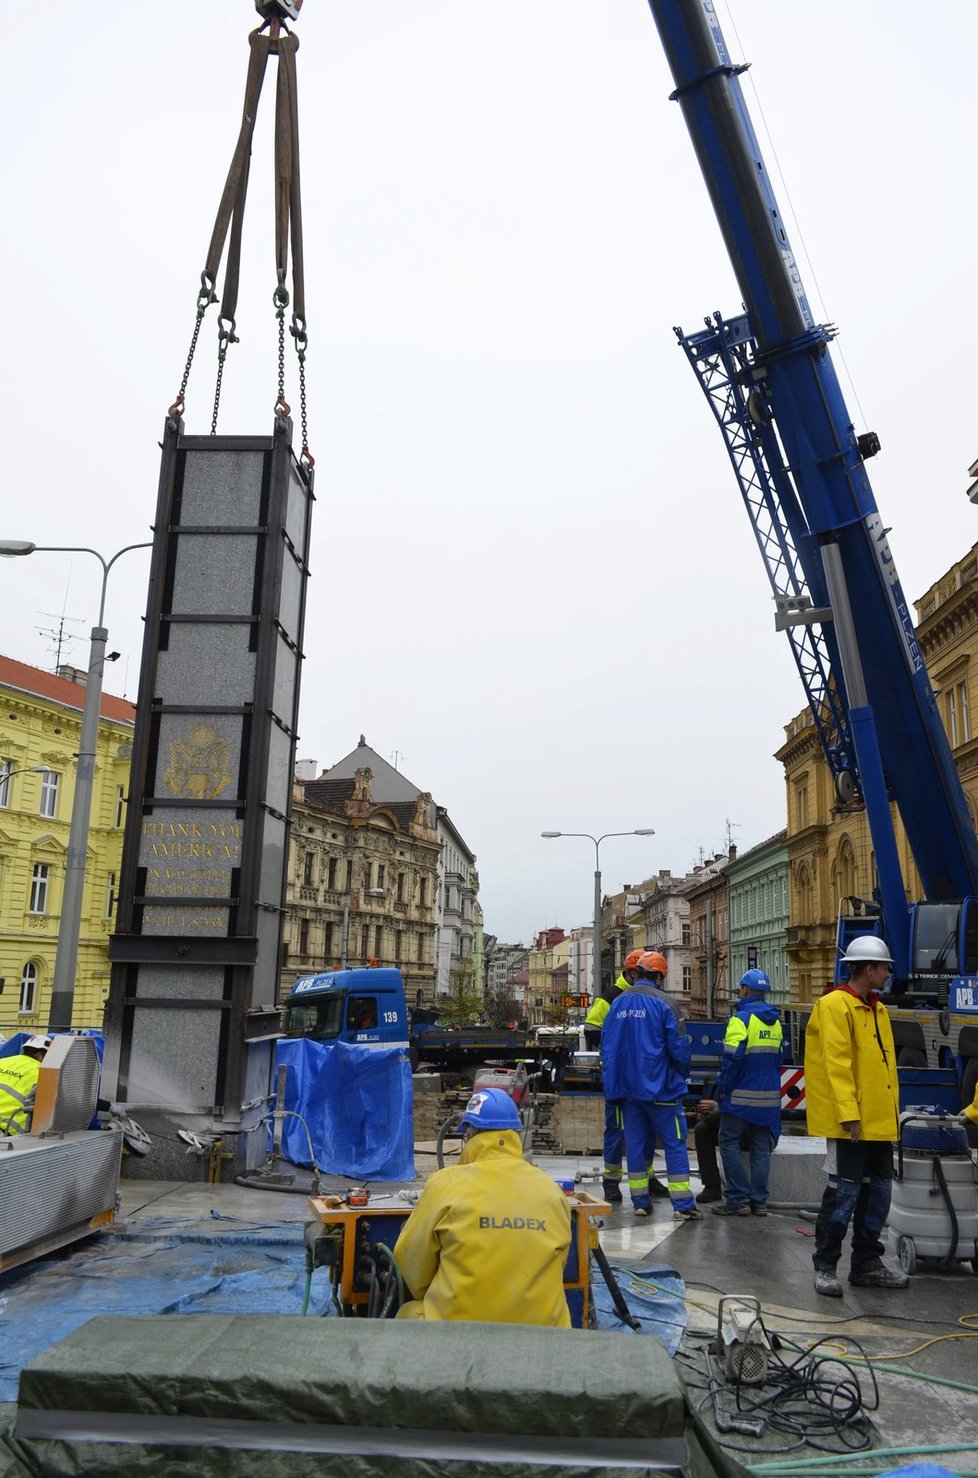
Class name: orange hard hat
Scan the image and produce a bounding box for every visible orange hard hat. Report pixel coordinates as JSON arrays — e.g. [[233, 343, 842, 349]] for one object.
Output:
[[638, 950, 668, 977], [622, 948, 646, 971]]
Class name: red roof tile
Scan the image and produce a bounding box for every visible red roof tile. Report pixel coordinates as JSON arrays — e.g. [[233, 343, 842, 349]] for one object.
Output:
[[0, 654, 136, 725]]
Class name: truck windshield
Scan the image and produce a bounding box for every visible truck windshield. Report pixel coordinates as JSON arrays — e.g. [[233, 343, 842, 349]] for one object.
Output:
[[912, 903, 961, 974], [282, 993, 345, 1040]]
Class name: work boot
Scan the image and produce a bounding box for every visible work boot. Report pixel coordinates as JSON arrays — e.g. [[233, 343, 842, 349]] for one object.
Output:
[[848, 1262, 910, 1289], [813, 1269, 843, 1298], [750, 1203, 768, 1216], [672, 1207, 703, 1222], [711, 1202, 750, 1217], [602, 1179, 623, 1204], [648, 1176, 670, 1199], [631, 1197, 653, 1217], [695, 1185, 723, 1204]]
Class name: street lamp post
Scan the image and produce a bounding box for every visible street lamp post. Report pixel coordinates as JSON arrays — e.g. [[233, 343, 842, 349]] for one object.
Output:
[[541, 829, 655, 1004], [0, 540, 152, 1029]]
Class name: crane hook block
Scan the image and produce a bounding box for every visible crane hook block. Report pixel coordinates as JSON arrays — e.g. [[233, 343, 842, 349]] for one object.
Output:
[[255, 0, 301, 21]]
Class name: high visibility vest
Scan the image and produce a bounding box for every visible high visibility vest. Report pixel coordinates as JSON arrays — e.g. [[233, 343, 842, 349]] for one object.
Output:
[[0, 1054, 41, 1135]]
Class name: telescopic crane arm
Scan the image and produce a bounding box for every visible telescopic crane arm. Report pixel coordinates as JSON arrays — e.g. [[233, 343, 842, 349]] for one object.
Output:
[[644, 0, 978, 982]]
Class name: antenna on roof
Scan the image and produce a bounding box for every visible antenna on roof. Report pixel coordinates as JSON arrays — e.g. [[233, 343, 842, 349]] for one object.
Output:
[[36, 610, 84, 670], [390, 749, 405, 771]]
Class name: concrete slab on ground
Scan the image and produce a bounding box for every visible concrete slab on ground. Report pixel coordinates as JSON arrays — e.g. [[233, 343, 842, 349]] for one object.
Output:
[[4, 1150, 976, 1475]]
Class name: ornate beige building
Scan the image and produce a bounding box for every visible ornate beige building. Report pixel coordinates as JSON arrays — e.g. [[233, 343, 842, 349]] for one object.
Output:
[[777, 541, 978, 1003], [283, 766, 440, 1008]]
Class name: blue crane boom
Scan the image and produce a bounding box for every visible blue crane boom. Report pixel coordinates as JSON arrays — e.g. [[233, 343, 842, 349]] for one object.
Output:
[[644, 0, 978, 990]]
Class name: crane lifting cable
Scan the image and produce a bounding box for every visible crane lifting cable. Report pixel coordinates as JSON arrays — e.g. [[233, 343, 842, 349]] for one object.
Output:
[[167, 0, 313, 469]]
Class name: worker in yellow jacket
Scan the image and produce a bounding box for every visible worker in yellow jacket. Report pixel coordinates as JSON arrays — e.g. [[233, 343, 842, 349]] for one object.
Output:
[[963, 1087, 978, 1141], [805, 937, 907, 1297], [0, 1035, 52, 1135], [394, 1087, 571, 1325]]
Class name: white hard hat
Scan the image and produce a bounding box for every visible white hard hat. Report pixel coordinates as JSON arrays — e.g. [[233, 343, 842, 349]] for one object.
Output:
[[25, 1034, 53, 1052], [842, 937, 893, 966]]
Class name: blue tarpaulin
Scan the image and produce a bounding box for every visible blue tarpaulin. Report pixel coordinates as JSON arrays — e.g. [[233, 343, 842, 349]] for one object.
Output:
[[591, 1264, 688, 1355], [0, 1217, 309, 1403], [273, 1038, 414, 1182]]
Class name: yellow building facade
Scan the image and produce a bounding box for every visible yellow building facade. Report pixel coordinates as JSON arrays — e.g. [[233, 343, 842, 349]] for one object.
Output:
[[776, 543, 978, 1003], [0, 656, 135, 1033]]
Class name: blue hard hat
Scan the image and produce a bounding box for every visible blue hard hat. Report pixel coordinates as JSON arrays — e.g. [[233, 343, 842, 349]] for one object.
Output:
[[459, 1086, 521, 1133], [739, 968, 771, 993]]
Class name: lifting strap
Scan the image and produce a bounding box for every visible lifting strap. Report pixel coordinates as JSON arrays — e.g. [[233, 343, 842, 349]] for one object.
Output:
[[169, 16, 311, 465]]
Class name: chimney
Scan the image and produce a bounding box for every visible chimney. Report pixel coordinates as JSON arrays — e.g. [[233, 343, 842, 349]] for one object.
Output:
[[294, 758, 318, 782]]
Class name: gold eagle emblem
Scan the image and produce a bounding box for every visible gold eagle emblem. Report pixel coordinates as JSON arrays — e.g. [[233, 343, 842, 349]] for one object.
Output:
[[162, 722, 234, 799]]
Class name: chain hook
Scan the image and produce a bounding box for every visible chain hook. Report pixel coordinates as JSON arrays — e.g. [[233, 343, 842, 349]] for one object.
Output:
[[198, 271, 219, 313], [217, 314, 240, 360]]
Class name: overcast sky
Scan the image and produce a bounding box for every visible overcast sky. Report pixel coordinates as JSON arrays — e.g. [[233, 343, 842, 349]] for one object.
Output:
[[2, 2, 976, 945]]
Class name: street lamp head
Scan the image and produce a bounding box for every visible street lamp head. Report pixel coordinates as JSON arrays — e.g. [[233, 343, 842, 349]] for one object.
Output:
[[635, 828, 656, 836], [0, 541, 37, 557], [540, 831, 562, 838]]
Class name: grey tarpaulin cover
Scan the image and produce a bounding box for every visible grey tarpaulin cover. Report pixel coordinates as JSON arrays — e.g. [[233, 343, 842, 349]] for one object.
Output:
[[9, 1314, 748, 1477]]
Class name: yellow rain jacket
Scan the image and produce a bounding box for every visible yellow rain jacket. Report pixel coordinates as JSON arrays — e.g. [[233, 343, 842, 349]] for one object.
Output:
[[393, 1128, 572, 1326], [584, 975, 631, 1031], [0, 1053, 41, 1135], [804, 987, 900, 1141], [964, 1081, 978, 1126]]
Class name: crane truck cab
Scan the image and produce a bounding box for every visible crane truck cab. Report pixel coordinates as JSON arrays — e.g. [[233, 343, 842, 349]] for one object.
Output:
[[282, 968, 409, 1048]]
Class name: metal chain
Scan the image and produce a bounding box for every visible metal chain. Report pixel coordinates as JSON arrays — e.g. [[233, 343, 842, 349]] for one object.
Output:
[[210, 317, 238, 436], [273, 279, 290, 418], [291, 315, 314, 469], [297, 348, 313, 469], [168, 275, 217, 422], [210, 349, 226, 436]]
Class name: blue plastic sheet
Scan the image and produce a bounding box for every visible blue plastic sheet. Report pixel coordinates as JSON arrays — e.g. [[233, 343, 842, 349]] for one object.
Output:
[[591, 1263, 688, 1355], [0, 1217, 308, 1403], [273, 1038, 414, 1182]]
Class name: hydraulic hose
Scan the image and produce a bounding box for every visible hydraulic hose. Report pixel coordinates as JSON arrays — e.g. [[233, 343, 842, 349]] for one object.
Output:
[[932, 1153, 960, 1267]]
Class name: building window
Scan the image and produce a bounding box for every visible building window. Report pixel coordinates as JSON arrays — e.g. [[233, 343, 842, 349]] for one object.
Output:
[[39, 770, 60, 818], [19, 962, 38, 1015], [106, 872, 117, 919], [323, 922, 334, 957], [303, 851, 315, 886], [374, 924, 383, 957], [681, 921, 691, 946], [299, 918, 309, 955], [0, 759, 11, 808], [419, 877, 428, 907], [115, 785, 126, 828], [682, 965, 692, 994], [394, 931, 402, 963], [396, 872, 405, 904], [327, 856, 338, 890], [948, 682, 971, 746], [29, 864, 49, 914], [961, 682, 972, 743], [795, 780, 809, 831], [376, 864, 385, 890]]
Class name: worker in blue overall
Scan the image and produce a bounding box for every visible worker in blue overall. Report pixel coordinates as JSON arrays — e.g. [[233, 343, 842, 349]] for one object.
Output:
[[586, 948, 665, 1202], [601, 962, 701, 1220], [711, 969, 783, 1216]]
